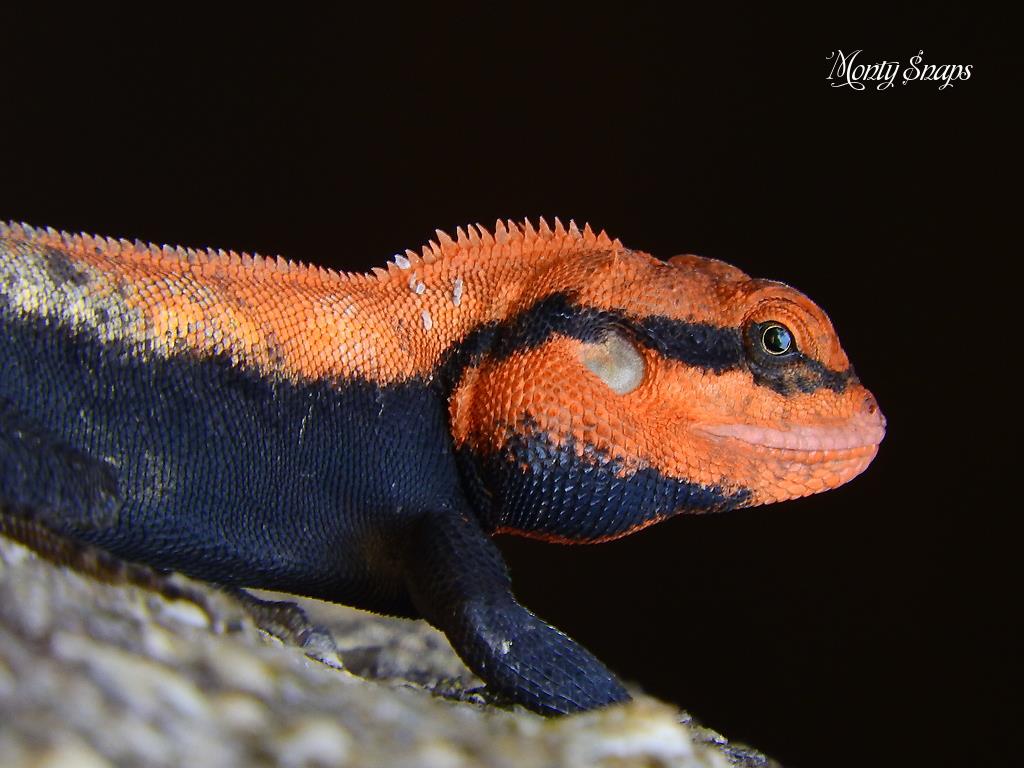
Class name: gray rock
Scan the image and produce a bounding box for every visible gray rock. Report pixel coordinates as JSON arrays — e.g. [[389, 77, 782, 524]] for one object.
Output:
[[0, 534, 778, 768]]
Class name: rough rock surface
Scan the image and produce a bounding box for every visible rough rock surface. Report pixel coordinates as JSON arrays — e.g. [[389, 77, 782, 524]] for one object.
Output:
[[0, 534, 778, 767]]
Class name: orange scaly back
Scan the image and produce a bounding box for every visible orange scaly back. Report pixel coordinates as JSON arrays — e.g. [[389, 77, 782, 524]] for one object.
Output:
[[0, 219, 619, 382]]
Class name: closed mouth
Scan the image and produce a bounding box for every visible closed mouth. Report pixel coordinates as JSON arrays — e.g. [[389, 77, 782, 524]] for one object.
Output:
[[695, 419, 886, 461]]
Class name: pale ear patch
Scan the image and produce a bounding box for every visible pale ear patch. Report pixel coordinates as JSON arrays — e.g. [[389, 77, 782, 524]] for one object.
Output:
[[579, 329, 645, 395]]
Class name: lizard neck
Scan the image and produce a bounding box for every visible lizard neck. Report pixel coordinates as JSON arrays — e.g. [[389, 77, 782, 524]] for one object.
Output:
[[342, 231, 615, 386]]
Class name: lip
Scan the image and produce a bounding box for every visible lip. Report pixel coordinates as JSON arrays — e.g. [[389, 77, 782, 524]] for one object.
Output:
[[695, 418, 886, 457]]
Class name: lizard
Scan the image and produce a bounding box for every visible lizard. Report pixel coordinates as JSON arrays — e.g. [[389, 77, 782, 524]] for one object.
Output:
[[0, 218, 885, 715]]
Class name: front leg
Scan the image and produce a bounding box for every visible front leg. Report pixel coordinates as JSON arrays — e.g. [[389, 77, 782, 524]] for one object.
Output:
[[402, 507, 630, 715]]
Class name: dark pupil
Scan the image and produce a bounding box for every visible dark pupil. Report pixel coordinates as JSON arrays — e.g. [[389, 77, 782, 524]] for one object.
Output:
[[762, 324, 793, 355]]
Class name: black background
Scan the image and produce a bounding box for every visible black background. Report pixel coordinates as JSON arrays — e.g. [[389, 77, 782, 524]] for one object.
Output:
[[0, 8, 1013, 767]]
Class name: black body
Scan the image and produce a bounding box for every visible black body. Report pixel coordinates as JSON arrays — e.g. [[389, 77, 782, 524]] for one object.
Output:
[[0, 303, 631, 714]]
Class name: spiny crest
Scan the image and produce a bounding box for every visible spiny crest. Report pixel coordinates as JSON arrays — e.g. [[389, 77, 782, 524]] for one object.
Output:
[[381, 217, 620, 279], [3, 217, 622, 287]]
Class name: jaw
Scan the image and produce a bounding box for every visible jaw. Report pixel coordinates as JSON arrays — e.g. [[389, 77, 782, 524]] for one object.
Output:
[[689, 418, 885, 504]]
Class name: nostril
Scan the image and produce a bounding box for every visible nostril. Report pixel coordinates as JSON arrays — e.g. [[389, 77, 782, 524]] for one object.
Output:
[[862, 392, 886, 430]]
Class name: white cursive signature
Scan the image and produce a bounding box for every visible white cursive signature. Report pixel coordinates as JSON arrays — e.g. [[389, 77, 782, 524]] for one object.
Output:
[[826, 50, 973, 91]]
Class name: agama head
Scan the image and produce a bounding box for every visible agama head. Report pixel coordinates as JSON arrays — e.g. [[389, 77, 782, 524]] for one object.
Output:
[[449, 240, 885, 543]]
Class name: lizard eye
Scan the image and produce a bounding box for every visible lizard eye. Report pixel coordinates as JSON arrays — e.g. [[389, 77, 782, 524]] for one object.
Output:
[[579, 328, 645, 395], [760, 323, 794, 356]]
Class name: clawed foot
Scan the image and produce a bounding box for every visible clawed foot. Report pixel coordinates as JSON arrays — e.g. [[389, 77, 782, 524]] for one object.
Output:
[[224, 587, 341, 666]]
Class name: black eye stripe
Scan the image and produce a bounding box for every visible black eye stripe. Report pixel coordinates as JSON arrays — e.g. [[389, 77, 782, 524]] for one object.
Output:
[[435, 292, 850, 395], [631, 316, 743, 373], [436, 293, 745, 386]]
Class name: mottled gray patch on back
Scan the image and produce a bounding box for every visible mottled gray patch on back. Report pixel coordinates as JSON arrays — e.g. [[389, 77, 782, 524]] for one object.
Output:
[[39, 245, 92, 288], [1, 237, 145, 351]]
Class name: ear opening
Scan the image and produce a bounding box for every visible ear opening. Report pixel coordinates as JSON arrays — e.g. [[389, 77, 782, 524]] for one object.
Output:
[[579, 329, 644, 395]]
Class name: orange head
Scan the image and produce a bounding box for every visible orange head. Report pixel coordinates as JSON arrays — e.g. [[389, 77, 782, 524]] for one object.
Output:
[[449, 244, 885, 543]]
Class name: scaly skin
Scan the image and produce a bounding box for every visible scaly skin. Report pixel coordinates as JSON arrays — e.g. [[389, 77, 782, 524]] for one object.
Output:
[[0, 218, 885, 714]]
